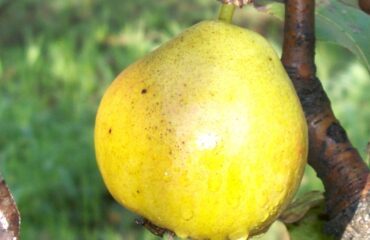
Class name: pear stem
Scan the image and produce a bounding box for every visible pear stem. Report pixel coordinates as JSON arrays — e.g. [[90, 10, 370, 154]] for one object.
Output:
[[218, 3, 236, 23]]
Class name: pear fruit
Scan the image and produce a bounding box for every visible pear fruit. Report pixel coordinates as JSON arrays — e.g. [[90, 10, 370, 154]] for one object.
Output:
[[95, 20, 308, 240]]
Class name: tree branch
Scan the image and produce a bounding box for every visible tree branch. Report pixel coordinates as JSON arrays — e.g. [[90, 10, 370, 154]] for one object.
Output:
[[359, 0, 370, 14], [0, 175, 20, 239], [282, 0, 370, 239]]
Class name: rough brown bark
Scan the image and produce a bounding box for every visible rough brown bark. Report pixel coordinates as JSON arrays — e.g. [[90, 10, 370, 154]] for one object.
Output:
[[0, 176, 20, 240], [359, 0, 370, 14], [282, 0, 370, 239]]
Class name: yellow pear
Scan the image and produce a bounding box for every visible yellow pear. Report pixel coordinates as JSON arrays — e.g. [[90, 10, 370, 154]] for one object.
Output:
[[95, 20, 308, 240]]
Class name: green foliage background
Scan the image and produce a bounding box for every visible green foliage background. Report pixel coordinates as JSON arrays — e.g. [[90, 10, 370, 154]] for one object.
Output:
[[0, 0, 369, 239]]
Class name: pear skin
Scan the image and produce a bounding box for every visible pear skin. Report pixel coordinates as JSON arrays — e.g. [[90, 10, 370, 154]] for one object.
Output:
[[95, 20, 308, 240]]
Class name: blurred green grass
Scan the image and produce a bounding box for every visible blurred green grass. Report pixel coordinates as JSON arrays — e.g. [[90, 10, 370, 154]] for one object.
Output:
[[0, 0, 369, 239]]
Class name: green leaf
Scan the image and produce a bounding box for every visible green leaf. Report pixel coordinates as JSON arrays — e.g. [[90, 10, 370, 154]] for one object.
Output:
[[0, 58, 3, 77], [256, 0, 370, 73], [316, 0, 370, 72], [279, 191, 324, 224], [286, 203, 334, 240], [338, 0, 359, 8], [279, 191, 333, 240]]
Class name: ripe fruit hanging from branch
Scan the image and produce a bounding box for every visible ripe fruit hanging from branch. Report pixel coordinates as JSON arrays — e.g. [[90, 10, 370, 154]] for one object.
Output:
[[95, 3, 308, 240]]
